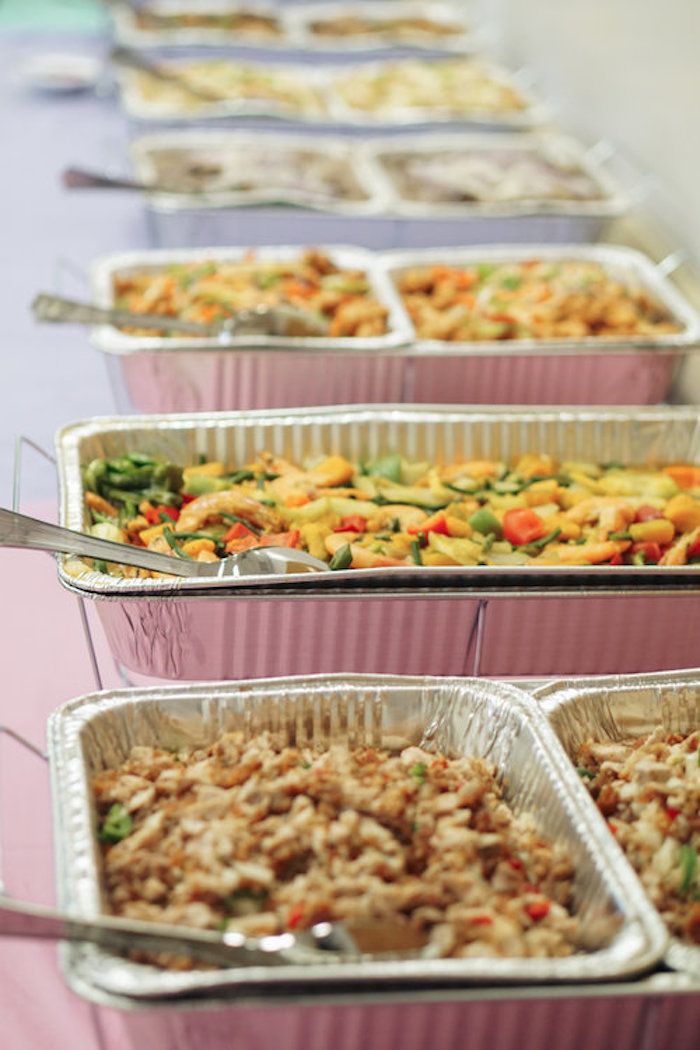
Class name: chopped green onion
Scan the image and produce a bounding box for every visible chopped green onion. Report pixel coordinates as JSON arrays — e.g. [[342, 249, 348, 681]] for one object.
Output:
[[99, 803, 133, 844], [410, 762, 428, 783], [609, 530, 632, 541], [93, 559, 108, 575], [680, 844, 697, 895], [576, 767, 596, 780], [329, 543, 353, 571], [410, 539, 423, 565]]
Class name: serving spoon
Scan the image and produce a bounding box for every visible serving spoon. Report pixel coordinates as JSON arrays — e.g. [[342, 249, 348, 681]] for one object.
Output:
[[32, 292, 330, 338], [0, 895, 427, 965], [0, 507, 329, 579], [111, 44, 228, 104]]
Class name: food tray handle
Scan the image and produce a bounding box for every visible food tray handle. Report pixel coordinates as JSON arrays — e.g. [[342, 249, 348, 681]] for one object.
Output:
[[657, 250, 688, 279]]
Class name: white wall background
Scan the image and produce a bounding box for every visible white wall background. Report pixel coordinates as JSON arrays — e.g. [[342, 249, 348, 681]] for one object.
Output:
[[485, 0, 700, 398]]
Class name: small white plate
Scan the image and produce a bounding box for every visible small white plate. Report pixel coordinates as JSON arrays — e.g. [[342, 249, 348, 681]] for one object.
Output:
[[17, 53, 102, 94]]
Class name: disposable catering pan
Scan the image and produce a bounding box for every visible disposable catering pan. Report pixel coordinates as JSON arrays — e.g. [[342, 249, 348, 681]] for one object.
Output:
[[90, 245, 412, 413], [287, 2, 480, 60], [130, 131, 629, 251], [49, 674, 666, 1005], [116, 55, 547, 135], [89, 243, 697, 413], [111, 0, 479, 60], [56, 405, 700, 681], [383, 244, 700, 405], [128, 129, 400, 251], [537, 670, 700, 978]]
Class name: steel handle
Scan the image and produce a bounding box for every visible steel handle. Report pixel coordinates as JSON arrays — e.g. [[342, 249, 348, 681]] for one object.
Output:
[[62, 167, 148, 193], [0, 896, 302, 967], [0, 507, 203, 577], [110, 45, 224, 103], [31, 293, 215, 336]]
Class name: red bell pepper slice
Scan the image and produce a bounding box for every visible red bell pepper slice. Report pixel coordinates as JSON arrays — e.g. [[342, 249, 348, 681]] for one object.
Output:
[[287, 905, 304, 930], [634, 505, 663, 523], [223, 521, 254, 542], [334, 515, 367, 534], [525, 900, 551, 921], [502, 508, 546, 546], [259, 530, 300, 550], [630, 541, 662, 564], [408, 512, 450, 537], [144, 504, 179, 525]]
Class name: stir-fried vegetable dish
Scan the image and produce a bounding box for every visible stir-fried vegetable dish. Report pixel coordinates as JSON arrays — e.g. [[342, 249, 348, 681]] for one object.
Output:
[[396, 260, 682, 342], [79, 449, 700, 576], [112, 250, 389, 338]]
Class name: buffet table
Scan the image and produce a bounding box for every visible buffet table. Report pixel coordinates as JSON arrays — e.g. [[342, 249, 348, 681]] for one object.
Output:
[[2, 21, 700, 1050]]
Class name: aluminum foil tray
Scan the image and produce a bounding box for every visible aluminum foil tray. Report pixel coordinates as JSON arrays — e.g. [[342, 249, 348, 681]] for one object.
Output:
[[381, 243, 698, 405], [117, 56, 546, 133], [56, 405, 700, 597], [48, 675, 666, 1001], [537, 670, 700, 978], [383, 243, 700, 357], [55, 406, 700, 679], [112, 0, 478, 58], [90, 244, 412, 356], [131, 131, 629, 254], [91, 243, 698, 411]]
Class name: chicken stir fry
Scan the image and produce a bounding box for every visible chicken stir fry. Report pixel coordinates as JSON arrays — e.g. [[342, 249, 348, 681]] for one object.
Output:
[[396, 260, 682, 342], [77, 449, 700, 577], [112, 250, 388, 339], [93, 733, 581, 961], [575, 727, 700, 944]]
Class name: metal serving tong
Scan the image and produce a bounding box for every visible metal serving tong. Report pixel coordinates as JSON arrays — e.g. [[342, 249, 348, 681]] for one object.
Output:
[[0, 896, 428, 965], [32, 293, 330, 339], [0, 508, 328, 579], [0, 896, 359, 967], [111, 44, 227, 104]]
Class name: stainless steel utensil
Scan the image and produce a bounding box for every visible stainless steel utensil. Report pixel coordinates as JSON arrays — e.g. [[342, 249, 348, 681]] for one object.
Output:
[[111, 44, 226, 104], [32, 292, 330, 338], [0, 896, 361, 966], [0, 507, 328, 579]]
